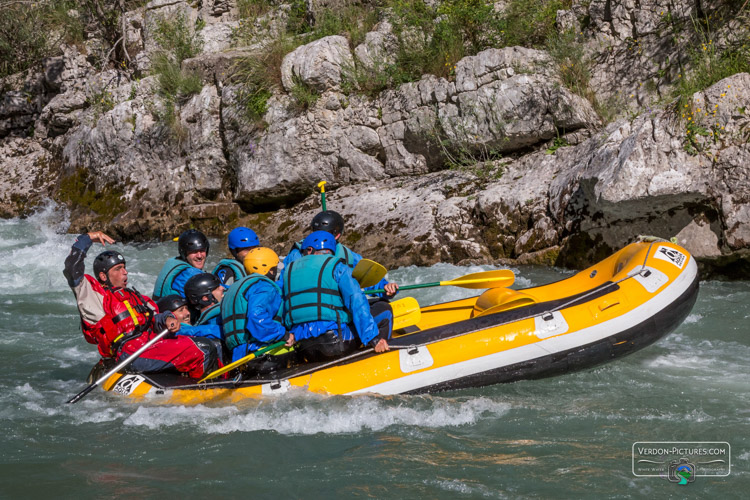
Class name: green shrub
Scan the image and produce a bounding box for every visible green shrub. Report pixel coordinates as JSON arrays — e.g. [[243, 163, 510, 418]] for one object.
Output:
[[0, 0, 85, 78], [289, 76, 320, 111], [154, 13, 203, 64], [152, 53, 203, 102], [673, 14, 750, 109], [287, 0, 311, 35], [238, 0, 275, 18], [499, 0, 570, 48], [233, 35, 302, 121], [310, 6, 380, 47]]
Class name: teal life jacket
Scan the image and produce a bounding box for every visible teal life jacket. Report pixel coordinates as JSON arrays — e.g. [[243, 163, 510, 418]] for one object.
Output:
[[282, 254, 349, 329], [292, 240, 356, 268], [195, 303, 222, 326], [334, 244, 357, 268], [212, 258, 246, 285], [153, 257, 191, 300], [220, 273, 281, 351]]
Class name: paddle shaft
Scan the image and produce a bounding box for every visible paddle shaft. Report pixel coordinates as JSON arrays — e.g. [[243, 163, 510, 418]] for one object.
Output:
[[198, 340, 287, 383], [66, 328, 170, 404], [364, 272, 513, 295], [318, 181, 327, 211]]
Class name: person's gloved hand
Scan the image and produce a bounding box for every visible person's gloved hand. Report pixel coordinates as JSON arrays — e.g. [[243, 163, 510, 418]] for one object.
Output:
[[154, 311, 180, 335]]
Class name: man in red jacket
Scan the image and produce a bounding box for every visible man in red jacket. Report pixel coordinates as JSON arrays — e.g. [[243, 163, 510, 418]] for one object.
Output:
[[63, 231, 218, 378]]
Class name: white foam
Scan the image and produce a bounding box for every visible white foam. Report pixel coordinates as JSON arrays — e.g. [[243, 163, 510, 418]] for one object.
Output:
[[425, 479, 501, 498], [683, 313, 703, 324], [122, 394, 510, 435]]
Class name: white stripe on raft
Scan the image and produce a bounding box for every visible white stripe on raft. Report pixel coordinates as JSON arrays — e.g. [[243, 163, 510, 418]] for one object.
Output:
[[347, 257, 697, 395]]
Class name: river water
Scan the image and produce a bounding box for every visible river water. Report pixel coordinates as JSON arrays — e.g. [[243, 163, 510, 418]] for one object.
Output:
[[1, 205, 748, 498]]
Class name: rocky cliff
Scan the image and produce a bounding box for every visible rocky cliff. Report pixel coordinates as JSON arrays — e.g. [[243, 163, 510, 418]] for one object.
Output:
[[1, 0, 749, 277]]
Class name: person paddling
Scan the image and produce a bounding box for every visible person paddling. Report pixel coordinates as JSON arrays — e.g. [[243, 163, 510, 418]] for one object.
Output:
[[212, 226, 260, 286], [152, 229, 210, 301], [184, 273, 226, 361], [63, 231, 218, 379], [280, 210, 398, 340], [220, 247, 293, 372], [281, 231, 389, 362]]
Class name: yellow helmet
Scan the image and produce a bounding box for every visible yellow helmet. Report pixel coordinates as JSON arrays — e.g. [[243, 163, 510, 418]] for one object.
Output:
[[243, 247, 280, 276]]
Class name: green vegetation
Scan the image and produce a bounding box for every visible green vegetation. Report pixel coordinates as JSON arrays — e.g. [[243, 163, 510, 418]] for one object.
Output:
[[289, 76, 320, 111], [1, 1, 83, 78], [670, 5, 750, 154], [238, 0, 274, 19], [86, 88, 115, 121], [153, 13, 203, 64], [234, 35, 300, 122], [673, 11, 750, 109], [58, 168, 127, 219], [1, 1, 147, 78], [151, 13, 204, 142]]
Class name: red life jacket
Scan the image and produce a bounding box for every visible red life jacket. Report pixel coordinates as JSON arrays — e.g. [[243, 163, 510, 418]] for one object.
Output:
[[80, 275, 157, 358]]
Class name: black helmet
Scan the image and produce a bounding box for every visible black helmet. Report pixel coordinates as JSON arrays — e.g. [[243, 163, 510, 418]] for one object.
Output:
[[93, 250, 126, 282], [156, 294, 188, 313], [311, 210, 344, 236], [184, 273, 222, 307], [178, 229, 210, 260]]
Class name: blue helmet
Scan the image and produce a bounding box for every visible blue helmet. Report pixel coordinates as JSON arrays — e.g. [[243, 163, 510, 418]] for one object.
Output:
[[228, 227, 259, 251], [302, 230, 336, 253]]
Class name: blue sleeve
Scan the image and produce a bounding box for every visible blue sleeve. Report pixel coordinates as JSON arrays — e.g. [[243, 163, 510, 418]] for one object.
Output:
[[172, 266, 203, 297], [245, 282, 286, 344], [335, 263, 378, 345], [63, 234, 93, 288], [178, 322, 222, 340]]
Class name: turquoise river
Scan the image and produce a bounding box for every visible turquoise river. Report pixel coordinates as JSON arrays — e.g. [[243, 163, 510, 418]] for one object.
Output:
[[1, 205, 748, 498]]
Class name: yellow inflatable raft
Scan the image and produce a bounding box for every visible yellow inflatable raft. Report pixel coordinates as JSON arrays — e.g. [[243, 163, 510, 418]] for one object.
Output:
[[102, 240, 699, 402]]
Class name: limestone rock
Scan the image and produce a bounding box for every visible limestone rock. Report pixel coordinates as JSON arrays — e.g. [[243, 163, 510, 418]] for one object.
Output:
[[280, 36, 354, 92]]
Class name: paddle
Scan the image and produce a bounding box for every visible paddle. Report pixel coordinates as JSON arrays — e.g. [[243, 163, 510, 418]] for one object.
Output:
[[364, 269, 515, 295], [352, 259, 387, 288], [197, 340, 287, 383], [391, 297, 421, 330], [66, 328, 170, 404], [318, 180, 327, 210]]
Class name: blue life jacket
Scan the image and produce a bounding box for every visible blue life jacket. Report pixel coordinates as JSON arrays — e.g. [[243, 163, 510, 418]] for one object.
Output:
[[195, 303, 222, 326], [221, 273, 281, 350], [212, 258, 246, 285], [289, 240, 356, 268], [153, 257, 191, 300], [335, 243, 357, 268], [282, 255, 350, 329]]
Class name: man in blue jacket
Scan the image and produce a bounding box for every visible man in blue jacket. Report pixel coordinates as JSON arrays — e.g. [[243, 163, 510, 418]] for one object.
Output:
[[281, 211, 398, 341], [221, 247, 292, 369], [183, 273, 226, 361], [281, 231, 389, 362], [152, 229, 210, 300], [213, 226, 259, 286]]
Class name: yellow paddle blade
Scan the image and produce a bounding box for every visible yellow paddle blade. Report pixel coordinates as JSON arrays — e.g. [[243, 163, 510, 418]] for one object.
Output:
[[476, 296, 536, 317], [439, 269, 515, 289], [391, 297, 421, 330], [352, 259, 387, 288]]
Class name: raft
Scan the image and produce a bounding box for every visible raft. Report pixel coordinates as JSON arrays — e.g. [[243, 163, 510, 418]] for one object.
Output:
[[102, 240, 699, 402]]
